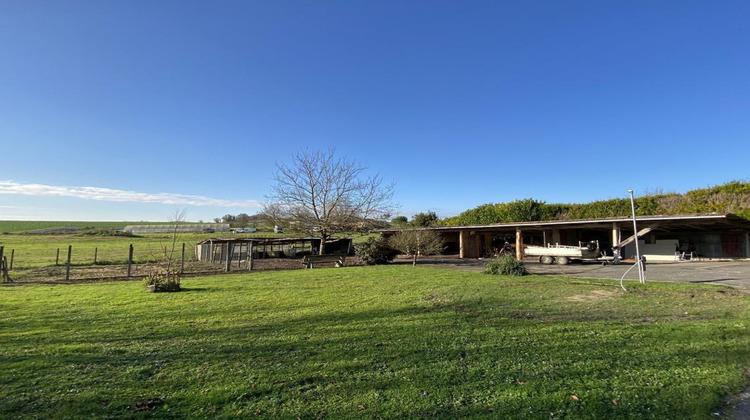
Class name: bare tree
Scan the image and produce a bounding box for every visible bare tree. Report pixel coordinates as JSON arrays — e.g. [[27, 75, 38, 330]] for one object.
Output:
[[388, 229, 443, 266], [265, 149, 394, 254], [164, 208, 188, 275]]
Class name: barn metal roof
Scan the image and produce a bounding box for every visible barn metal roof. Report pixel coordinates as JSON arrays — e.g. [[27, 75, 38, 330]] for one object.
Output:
[[379, 213, 750, 234], [195, 237, 323, 245]]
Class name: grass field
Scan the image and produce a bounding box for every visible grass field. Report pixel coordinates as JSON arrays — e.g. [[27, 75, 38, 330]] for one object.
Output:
[[0, 221, 158, 234], [2, 266, 749, 419]]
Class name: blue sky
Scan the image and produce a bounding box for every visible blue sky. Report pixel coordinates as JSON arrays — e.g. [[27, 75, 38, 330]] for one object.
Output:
[[1, 1, 749, 222]]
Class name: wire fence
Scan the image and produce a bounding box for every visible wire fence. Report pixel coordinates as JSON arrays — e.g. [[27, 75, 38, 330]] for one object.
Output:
[[0, 243, 309, 284]]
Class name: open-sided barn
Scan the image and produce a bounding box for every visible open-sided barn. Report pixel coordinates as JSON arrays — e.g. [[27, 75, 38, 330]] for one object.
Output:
[[124, 223, 230, 234], [194, 237, 353, 262], [380, 213, 750, 262]]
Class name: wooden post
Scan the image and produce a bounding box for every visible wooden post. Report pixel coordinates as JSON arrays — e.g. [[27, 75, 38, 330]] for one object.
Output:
[[459, 231, 467, 259], [236, 242, 241, 268], [248, 243, 254, 271], [225, 243, 232, 272], [180, 243, 185, 274], [515, 228, 524, 261], [56, 248, 60, 266], [9, 249, 14, 270], [0, 247, 10, 283], [612, 222, 621, 258], [65, 245, 72, 281], [1, 256, 10, 282], [94, 247, 98, 265], [127, 244, 134, 278]]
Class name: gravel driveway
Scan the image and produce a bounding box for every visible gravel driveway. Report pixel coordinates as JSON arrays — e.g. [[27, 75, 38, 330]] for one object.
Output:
[[410, 257, 750, 291]]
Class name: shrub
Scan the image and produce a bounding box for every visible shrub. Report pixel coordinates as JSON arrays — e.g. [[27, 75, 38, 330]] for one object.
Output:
[[484, 254, 528, 276], [354, 237, 398, 265], [143, 269, 181, 292], [388, 229, 443, 266]]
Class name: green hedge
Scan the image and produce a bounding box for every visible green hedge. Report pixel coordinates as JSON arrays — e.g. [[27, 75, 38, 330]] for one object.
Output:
[[441, 181, 750, 225]]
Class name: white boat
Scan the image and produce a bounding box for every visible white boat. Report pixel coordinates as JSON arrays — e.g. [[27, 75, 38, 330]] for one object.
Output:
[[524, 241, 600, 265]]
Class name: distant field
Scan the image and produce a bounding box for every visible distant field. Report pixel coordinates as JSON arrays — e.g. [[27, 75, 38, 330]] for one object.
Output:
[[0, 220, 164, 233], [2, 266, 749, 418]]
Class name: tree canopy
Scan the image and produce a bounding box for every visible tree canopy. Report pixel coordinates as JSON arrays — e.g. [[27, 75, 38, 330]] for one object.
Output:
[[388, 229, 443, 266], [264, 149, 394, 253]]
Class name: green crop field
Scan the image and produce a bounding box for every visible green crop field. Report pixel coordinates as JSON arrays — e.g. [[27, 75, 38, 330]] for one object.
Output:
[[2, 266, 749, 418], [0, 221, 138, 234]]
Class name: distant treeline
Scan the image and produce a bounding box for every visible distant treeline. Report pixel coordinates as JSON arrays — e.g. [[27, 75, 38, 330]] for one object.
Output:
[[441, 181, 750, 226]]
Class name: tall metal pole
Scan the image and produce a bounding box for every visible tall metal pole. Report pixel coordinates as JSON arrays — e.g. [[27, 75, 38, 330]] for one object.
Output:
[[628, 189, 645, 284]]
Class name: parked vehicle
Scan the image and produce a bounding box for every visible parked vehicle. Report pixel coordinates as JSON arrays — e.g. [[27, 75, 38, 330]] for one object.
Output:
[[234, 228, 257, 233], [524, 241, 601, 265]]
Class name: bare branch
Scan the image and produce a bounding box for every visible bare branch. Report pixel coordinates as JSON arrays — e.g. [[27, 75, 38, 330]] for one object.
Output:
[[264, 149, 395, 253]]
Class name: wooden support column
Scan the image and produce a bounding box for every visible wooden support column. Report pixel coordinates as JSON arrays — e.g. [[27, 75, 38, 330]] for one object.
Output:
[[459, 230, 468, 259], [612, 223, 621, 256], [515, 227, 524, 260]]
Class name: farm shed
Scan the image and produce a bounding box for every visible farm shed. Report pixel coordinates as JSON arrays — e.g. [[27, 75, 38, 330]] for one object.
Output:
[[124, 224, 230, 234], [380, 213, 750, 262], [194, 237, 353, 262]]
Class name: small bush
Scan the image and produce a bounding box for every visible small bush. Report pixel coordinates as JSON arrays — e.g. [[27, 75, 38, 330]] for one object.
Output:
[[484, 254, 528, 276], [354, 237, 398, 265], [143, 269, 181, 292]]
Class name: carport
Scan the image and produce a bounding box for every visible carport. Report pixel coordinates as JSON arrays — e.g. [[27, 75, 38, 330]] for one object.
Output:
[[380, 213, 750, 261]]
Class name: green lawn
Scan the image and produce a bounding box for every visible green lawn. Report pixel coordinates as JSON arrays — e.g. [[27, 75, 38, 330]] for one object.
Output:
[[2, 266, 749, 419]]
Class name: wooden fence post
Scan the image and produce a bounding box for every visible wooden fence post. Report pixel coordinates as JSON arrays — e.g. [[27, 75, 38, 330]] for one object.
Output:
[[181, 243, 185, 274], [65, 245, 72, 281], [248, 243, 254, 271], [9, 249, 14, 270], [0, 246, 11, 283], [56, 248, 60, 266], [225, 243, 232, 272], [94, 247, 98, 265], [237, 243, 243, 268], [127, 244, 134, 278]]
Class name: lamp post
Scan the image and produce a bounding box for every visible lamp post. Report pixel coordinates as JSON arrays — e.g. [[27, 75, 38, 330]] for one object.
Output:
[[628, 189, 645, 284]]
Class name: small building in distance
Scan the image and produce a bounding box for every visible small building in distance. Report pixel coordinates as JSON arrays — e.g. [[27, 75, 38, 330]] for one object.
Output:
[[124, 223, 230, 234], [194, 237, 353, 262]]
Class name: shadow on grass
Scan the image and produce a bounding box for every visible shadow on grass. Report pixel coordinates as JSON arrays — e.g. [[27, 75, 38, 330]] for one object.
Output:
[[177, 287, 211, 292], [3, 277, 750, 419]]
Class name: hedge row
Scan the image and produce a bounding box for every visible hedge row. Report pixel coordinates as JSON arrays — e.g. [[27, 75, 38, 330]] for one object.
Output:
[[441, 181, 750, 226]]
